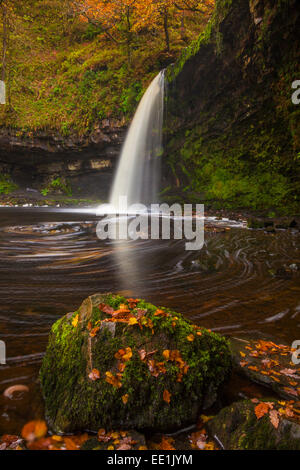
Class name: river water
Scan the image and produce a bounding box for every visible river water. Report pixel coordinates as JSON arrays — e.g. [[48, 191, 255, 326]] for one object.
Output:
[[0, 207, 299, 434]]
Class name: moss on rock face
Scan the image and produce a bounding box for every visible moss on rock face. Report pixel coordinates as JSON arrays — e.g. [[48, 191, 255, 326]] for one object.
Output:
[[207, 399, 300, 450], [40, 293, 231, 434], [164, 0, 300, 214]]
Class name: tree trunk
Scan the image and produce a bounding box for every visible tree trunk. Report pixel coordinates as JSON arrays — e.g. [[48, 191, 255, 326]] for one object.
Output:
[[126, 6, 131, 66], [163, 9, 170, 52], [1, 3, 8, 81]]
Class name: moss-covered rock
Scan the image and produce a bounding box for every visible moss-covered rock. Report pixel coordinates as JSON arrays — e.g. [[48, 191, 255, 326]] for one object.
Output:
[[40, 293, 231, 434], [207, 399, 300, 450]]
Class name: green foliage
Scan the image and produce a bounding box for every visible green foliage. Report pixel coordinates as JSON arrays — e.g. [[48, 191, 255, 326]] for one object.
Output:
[[0, 174, 18, 194], [165, 0, 299, 215], [42, 177, 72, 196]]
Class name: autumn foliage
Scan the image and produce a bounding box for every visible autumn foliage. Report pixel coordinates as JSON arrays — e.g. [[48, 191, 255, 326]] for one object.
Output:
[[74, 0, 215, 55]]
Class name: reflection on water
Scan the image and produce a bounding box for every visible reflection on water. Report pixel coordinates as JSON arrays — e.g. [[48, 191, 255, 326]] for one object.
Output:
[[0, 207, 299, 433]]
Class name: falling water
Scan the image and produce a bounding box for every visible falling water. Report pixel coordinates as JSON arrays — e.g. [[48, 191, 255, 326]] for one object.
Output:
[[110, 71, 165, 209]]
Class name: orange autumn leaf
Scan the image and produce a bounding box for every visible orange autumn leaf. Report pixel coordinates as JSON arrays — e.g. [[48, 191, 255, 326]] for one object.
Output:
[[128, 298, 140, 309], [115, 347, 132, 362], [89, 368, 100, 381], [138, 348, 147, 361], [148, 359, 166, 377], [99, 304, 114, 315], [240, 361, 249, 367], [113, 304, 130, 316], [154, 308, 168, 317], [105, 371, 122, 388], [89, 326, 100, 337], [269, 409, 280, 429], [72, 314, 79, 327], [283, 387, 298, 397], [64, 437, 79, 450], [118, 362, 126, 372], [162, 349, 170, 360], [122, 394, 129, 404], [158, 436, 175, 450], [27, 437, 53, 450], [254, 402, 271, 419], [21, 420, 47, 442], [163, 389, 171, 404]]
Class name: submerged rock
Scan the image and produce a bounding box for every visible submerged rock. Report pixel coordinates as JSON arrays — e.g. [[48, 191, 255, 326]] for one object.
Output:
[[40, 293, 231, 433], [80, 430, 147, 451], [207, 399, 300, 450], [230, 336, 300, 400]]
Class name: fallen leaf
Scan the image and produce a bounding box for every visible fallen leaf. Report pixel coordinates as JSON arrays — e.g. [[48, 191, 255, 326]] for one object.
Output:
[[117, 443, 131, 450], [240, 361, 248, 367], [269, 409, 279, 429], [254, 402, 271, 419], [89, 326, 100, 337], [105, 371, 122, 388], [21, 420, 47, 442], [162, 350, 170, 360], [97, 429, 111, 443], [158, 436, 175, 450], [138, 349, 147, 361], [122, 394, 129, 404], [163, 389, 171, 404], [283, 387, 298, 397], [72, 314, 79, 327], [88, 368, 100, 381]]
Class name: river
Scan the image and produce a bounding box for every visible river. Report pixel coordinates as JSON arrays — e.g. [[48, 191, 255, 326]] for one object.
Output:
[[0, 207, 299, 434]]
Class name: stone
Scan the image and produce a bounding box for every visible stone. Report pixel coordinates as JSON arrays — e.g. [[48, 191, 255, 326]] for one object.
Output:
[[229, 336, 300, 400], [40, 293, 232, 433], [207, 399, 300, 450]]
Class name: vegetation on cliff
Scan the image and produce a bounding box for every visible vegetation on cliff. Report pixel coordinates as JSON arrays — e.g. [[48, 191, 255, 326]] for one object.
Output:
[[0, 0, 213, 136], [164, 0, 300, 214]]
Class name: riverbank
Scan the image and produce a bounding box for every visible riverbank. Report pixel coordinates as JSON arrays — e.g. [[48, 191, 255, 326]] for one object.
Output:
[[1, 191, 299, 233]]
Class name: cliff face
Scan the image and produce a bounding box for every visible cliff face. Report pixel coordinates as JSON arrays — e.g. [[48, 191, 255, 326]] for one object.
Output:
[[0, 121, 126, 199], [164, 0, 300, 214]]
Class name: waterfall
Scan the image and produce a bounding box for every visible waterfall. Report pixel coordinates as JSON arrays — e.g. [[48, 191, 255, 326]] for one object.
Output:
[[110, 71, 165, 209]]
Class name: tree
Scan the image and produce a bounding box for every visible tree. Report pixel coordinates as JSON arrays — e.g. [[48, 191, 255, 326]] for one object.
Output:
[[0, 0, 16, 105], [74, 0, 139, 63]]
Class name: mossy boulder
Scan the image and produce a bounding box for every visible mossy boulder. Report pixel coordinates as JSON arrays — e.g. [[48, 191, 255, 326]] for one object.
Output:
[[40, 293, 231, 433], [207, 399, 300, 450]]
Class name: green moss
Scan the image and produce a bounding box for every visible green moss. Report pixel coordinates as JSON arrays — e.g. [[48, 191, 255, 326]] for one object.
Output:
[[166, 0, 232, 83], [0, 174, 18, 195], [208, 399, 300, 450]]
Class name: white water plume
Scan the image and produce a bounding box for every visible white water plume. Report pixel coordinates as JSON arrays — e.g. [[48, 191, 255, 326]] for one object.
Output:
[[110, 71, 165, 209]]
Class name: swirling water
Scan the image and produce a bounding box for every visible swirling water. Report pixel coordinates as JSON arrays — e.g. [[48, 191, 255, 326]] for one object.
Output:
[[0, 207, 299, 433]]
